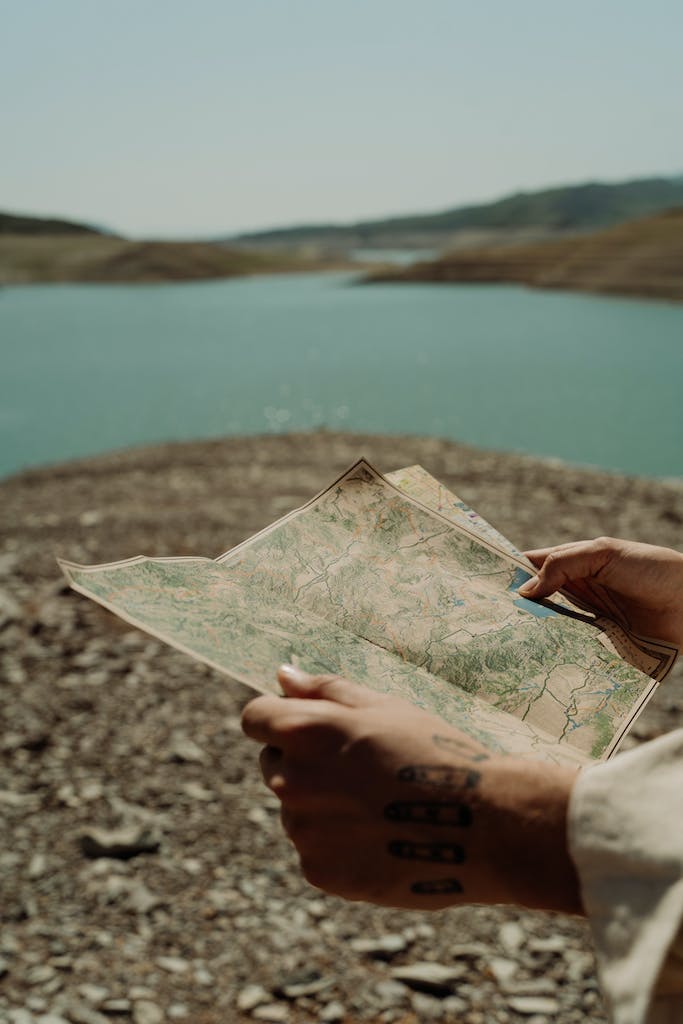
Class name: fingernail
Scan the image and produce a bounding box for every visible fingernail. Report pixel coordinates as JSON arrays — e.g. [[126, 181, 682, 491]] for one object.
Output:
[[278, 664, 308, 682], [518, 575, 539, 595]]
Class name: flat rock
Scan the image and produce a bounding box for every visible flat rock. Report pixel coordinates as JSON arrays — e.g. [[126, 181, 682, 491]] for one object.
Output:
[[132, 1002, 164, 1024], [79, 825, 160, 860], [237, 984, 270, 1011], [507, 995, 561, 1015], [390, 962, 467, 995], [350, 933, 407, 958]]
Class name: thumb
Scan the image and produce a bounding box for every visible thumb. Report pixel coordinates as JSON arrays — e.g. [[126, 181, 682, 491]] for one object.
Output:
[[518, 544, 608, 599], [277, 665, 380, 708]]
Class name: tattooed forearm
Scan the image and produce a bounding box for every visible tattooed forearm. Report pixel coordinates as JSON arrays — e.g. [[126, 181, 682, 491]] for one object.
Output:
[[410, 878, 463, 895], [388, 839, 465, 864], [398, 764, 481, 789], [432, 733, 491, 762], [384, 801, 473, 827]]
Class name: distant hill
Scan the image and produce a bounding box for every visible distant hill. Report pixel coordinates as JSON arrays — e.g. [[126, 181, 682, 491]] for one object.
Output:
[[364, 207, 683, 302], [0, 233, 349, 284], [233, 175, 683, 250], [0, 211, 111, 237]]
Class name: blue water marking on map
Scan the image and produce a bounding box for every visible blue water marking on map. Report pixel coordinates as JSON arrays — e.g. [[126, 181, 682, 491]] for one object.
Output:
[[513, 597, 558, 619], [452, 596, 465, 607], [508, 567, 533, 591]]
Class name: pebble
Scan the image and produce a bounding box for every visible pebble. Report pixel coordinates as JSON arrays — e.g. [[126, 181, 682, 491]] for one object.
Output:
[[390, 962, 467, 995], [251, 1004, 289, 1022], [155, 957, 189, 974], [132, 1001, 164, 1024], [350, 934, 407, 958], [528, 935, 569, 954], [101, 1000, 131, 1013], [168, 736, 206, 764], [28, 854, 48, 880], [0, 957, 9, 978], [79, 825, 161, 860], [237, 985, 270, 1011], [499, 920, 526, 954], [26, 965, 56, 985], [168, 1006, 188, 1019], [374, 980, 407, 1008], [77, 984, 109, 1005], [487, 956, 518, 985], [507, 995, 561, 1015], [319, 1002, 345, 1022]]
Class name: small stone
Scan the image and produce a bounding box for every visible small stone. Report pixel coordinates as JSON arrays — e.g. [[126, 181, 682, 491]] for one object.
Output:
[[374, 980, 407, 1008], [507, 996, 561, 1015], [8, 1012, 35, 1024], [132, 1002, 163, 1024], [0, 589, 21, 628], [155, 956, 189, 974], [0, 956, 9, 978], [488, 956, 518, 985], [277, 969, 333, 999], [505, 979, 558, 997], [390, 962, 466, 995], [101, 1000, 131, 1014], [319, 1002, 345, 1023], [28, 853, 48, 879], [410, 992, 444, 1019], [168, 736, 206, 764], [442, 995, 468, 1015], [63, 1005, 110, 1024], [26, 964, 57, 985], [450, 943, 490, 960], [247, 806, 269, 827], [36, 1016, 70, 1024], [79, 825, 160, 860], [128, 988, 155, 1001], [126, 881, 162, 915], [252, 1005, 289, 1023], [168, 1007, 188, 1020], [528, 936, 568, 954], [499, 920, 526, 954], [78, 984, 110, 1005], [237, 985, 269, 1011], [350, 934, 407, 958]]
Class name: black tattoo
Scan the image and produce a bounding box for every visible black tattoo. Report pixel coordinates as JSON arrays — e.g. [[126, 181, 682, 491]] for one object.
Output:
[[384, 801, 473, 827], [398, 764, 481, 789], [388, 839, 465, 864], [432, 733, 491, 762], [410, 878, 463, 895]]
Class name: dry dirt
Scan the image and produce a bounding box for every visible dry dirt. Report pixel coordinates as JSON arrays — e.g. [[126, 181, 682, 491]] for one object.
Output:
[[2, 432, 682, 1024]]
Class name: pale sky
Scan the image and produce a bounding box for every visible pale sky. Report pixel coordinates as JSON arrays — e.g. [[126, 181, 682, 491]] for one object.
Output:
[[2, 0, 682, 237]]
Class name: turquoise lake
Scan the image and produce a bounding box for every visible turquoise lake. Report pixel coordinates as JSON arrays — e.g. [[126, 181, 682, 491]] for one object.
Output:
[[1, 273, 681, 479]]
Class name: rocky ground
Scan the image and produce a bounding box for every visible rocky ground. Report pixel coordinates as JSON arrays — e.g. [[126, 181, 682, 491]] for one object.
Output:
[[2, 432, 682, 1024]]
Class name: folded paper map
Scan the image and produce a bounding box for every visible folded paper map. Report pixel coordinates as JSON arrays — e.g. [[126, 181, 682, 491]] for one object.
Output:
[[60, 460, 678, 767]]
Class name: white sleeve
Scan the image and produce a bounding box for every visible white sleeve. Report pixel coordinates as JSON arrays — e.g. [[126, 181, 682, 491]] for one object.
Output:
[[568, 729, 683, 1024]]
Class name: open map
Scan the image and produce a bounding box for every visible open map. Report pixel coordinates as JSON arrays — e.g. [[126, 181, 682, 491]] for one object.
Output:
[[60, 460, 678, 766]]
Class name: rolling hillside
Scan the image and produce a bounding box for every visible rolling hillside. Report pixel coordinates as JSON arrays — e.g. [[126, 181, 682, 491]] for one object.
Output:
[[233, 175, 683, 250], [364, 208, 683, 302]]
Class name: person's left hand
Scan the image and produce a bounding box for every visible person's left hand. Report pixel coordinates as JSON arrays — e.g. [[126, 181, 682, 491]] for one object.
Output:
[[241, 665, 582, 913]]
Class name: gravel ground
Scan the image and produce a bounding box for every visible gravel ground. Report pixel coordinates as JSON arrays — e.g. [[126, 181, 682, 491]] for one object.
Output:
[[2, 432, 682, 1024]]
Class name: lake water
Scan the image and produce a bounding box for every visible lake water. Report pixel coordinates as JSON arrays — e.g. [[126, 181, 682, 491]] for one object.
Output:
[[1, 273, 682, 479]]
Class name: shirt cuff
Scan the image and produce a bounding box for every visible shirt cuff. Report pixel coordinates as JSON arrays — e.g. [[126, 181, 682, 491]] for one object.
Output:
[[568, 729, 683, 1024]]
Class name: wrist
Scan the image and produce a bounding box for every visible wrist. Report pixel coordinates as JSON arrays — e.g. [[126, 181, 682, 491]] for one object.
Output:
[[481, 758, 583, 914]]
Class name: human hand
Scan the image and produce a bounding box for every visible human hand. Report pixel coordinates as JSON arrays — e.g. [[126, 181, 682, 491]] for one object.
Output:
[[519, 537, 683, 650], [241, 666, 581, 913]]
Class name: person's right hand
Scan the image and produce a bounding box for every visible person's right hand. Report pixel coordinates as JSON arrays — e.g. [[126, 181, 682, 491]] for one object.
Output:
[[519, 537, 683, 650]]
